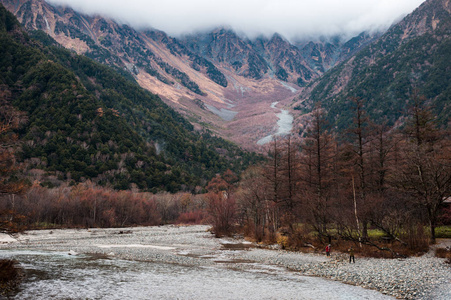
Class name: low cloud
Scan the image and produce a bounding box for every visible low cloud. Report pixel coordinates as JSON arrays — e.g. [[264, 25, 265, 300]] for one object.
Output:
[[46, 0, 425, 39]]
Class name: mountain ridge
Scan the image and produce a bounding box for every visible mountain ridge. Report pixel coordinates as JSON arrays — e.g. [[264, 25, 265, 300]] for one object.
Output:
[[1, 0, 378, 148], [293, 0, 451, 130]]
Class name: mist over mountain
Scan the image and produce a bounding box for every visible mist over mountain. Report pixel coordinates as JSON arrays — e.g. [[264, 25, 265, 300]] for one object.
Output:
[[45, 0, 425, 40], [4, 0, 375, 148]]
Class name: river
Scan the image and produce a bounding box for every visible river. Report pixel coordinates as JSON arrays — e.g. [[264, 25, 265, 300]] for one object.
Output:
[[257, 102, 294, 145], [0, 226, 394, 299], [0, 248, 392, 300]]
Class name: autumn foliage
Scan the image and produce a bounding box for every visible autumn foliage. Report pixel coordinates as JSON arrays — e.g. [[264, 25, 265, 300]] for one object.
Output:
[[234, 97, 450, 254], [205, 173, 237, 237], [0, 180, 212, 230], [0, 92, 449, 258]]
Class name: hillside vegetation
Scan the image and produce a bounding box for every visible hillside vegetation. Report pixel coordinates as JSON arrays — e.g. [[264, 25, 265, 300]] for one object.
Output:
[[296, 0, 451, 130], [0, 4, 259, 192]]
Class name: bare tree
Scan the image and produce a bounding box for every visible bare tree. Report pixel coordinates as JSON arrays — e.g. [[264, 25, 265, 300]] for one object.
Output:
[[261, 137, 284, 230], [391, 92, 451, 243], [278, 135, 302, 223], [300, 105, 337, 239], [237, 166, 270, 241], [343, 97, 373, 240]]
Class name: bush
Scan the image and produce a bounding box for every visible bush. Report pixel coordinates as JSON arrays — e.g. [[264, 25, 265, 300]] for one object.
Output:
[[276, 234, 289, 249], [402, 224, 429, 252], [176, 210, 207, 225], [435, 248, 451, 264], [0, 259, 23, 297], [206, 191, 236, 237]]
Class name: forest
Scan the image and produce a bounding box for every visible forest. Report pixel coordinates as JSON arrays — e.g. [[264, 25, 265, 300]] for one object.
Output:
[[0, 4, 260, 194], [302, 13, 451, 131], [232, 96, 450, 253], [2, 93, 450, 258]]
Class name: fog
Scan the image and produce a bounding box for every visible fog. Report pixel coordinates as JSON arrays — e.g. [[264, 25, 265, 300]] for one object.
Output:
[[46, 0, 425, 39]]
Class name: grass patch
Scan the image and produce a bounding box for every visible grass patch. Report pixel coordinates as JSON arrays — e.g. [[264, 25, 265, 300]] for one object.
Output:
[[367, 229, 386, 239], [435, 226, 451, 238]]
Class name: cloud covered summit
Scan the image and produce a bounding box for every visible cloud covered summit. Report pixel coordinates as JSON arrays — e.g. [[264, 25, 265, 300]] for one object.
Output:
[[47, 0, 425, 39]]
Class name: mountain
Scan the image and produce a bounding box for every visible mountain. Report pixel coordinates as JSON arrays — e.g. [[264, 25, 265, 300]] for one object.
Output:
[[1, 0, 376, 148], [179, 29, 317, 85], [294, 0, 451, 130], [296, 32, 381, 74], [0, 3, 260, 192], [180, 28, 268, 80], [179, 29, 377, 87]]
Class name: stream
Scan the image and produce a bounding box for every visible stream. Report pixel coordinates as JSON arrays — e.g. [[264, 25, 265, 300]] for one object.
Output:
[[257, 102, 294, 145], [0, 226, 393, 299], [0, 249, 391, 300]]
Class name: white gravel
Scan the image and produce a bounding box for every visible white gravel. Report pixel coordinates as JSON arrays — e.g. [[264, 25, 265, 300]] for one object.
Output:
[[1, 225, 450, 299]]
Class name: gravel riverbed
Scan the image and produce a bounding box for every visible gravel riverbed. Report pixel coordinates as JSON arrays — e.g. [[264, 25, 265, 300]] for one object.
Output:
[[1, 225, 450, 299]]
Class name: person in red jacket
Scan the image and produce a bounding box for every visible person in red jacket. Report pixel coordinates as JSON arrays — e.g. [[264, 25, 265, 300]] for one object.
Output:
[[325, 244, 331, 257]]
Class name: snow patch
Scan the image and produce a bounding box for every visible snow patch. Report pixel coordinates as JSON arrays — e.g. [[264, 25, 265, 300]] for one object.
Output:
[[0, 233, 16, 244], [96, 244, 176, 250]]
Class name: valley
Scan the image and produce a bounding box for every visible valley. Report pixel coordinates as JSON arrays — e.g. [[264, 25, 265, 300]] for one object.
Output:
[[0, 0, 380, 149]]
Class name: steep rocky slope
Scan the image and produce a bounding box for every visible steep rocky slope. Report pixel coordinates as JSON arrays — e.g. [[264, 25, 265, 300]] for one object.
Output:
[[1, 0, 377, 147], [294, 0, 451, 130]]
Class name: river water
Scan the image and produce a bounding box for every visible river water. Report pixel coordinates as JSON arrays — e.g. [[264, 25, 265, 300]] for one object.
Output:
[[0, 226, 394, 299], [0, 249, 391, 300], [257, 102, 294, 145]]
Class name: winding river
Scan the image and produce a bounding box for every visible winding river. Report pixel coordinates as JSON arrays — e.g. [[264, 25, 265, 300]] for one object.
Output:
[[257, 102, 294, 145]]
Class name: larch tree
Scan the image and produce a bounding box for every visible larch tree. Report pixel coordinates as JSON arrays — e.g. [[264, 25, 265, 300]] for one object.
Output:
[[300, 105, 337, 239], [343, 97, 372, 240], [236, 166, 270, 241], [395, 93, 451, 243], [261, 137, 284, 231], [279, 135, 302, 225]]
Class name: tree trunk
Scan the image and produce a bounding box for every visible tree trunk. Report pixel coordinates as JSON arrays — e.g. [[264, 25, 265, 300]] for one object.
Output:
[[430, 220, 436, 244]]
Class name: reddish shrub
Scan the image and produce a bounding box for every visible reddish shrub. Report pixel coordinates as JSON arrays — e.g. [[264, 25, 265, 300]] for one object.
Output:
[[435, 248, 451, 264], [176, 210, 207, 225], [207, 191, 237, 237]]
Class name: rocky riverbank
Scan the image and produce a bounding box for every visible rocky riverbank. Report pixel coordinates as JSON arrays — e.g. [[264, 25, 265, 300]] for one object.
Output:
[[240, 249, 451, 299], [1, 225, 450, 299]]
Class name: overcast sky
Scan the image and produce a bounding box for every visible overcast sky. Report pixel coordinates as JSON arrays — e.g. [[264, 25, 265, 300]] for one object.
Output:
[[46, 0, 426, 40]]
